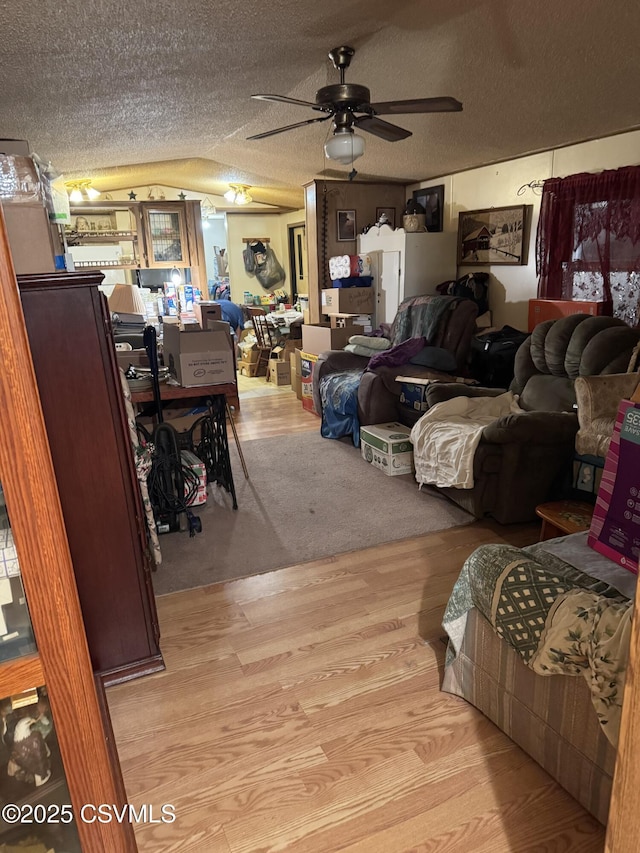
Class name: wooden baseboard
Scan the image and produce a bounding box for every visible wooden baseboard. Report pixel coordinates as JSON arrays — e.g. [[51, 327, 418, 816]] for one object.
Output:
[[100, 653, 165, 688]]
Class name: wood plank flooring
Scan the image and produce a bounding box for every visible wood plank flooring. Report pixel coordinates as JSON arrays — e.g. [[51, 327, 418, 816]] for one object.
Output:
[[107, 389, 606, 852]]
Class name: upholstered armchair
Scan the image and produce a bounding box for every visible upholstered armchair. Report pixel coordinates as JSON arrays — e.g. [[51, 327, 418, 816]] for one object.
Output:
[[575, 371, 640, 458], [312, 295, 479, 427], [421, 314, 640, 523]]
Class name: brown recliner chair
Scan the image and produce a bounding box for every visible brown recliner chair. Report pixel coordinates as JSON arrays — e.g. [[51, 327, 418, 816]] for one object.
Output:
[[421, 314, 640, 523], [312, 295, 479, 427]]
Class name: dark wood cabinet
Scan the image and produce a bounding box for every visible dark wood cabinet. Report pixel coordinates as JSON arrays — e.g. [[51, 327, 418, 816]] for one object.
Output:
[[17, 270, 164, 687]]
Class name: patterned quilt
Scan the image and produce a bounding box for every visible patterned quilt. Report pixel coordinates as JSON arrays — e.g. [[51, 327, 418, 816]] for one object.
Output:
[[319, 369, 365, 447], [443, 543, 633, 747]]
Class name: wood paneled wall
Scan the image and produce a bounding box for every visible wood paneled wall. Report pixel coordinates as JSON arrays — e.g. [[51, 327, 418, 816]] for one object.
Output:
[[304, 180, 406, 324]]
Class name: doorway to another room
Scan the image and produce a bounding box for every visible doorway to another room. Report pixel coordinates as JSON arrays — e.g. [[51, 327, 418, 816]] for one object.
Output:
[[288, 223, 308, 305]]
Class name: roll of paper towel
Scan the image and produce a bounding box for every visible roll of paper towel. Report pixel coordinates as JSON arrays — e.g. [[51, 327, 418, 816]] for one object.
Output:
[[329, 255, 351, 280], [328, 254, 372, 280]]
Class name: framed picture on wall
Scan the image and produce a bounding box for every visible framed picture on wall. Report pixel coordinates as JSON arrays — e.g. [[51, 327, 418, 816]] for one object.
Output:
[[412, 184, 444, 232], [336, 209, 357, 241], [457, 204, 529, 265]]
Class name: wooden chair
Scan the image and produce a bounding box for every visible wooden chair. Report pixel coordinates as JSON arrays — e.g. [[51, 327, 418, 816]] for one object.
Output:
[[246, 307, 277, 378]]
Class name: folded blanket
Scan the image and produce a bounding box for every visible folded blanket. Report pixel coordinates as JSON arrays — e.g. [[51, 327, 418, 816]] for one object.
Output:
[[368, 336, 427, 370], [348, 335, 391, 351], [344, 343, 380, 358]]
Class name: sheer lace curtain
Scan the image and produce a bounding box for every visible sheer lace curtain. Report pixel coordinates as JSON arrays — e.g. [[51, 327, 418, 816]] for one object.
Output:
[[536, 165, 640, 325]]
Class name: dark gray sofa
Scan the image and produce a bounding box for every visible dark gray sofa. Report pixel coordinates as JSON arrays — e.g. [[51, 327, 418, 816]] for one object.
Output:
[[422, 314, 640, 523]]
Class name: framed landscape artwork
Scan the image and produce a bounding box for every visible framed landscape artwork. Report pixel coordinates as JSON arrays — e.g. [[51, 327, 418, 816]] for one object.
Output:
[[457, 204, 529, 265], [412, 184, 444, 232]]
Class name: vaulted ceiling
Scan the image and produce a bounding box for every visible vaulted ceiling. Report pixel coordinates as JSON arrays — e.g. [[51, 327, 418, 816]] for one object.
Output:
[[2, 0, 638, 210]]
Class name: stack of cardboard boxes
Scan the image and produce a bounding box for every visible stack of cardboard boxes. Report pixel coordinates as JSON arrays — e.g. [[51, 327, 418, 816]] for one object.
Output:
[[162, 318, 235, 387], [299, 284, 375, 415], [237, 329, 264, 377], [268, 339, 298, 385]]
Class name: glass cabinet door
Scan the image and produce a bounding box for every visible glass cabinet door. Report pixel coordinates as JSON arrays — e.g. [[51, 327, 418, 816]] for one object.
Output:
[[0, 210, 137, 851], [0, 684, 83, 850], [142, 204, 189, 266], [0, 489, 36, 663], [0, 485, 83, 849]]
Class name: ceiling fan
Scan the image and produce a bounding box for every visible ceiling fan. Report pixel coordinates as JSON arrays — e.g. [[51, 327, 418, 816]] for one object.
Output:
[[247, 46, 462, 165]]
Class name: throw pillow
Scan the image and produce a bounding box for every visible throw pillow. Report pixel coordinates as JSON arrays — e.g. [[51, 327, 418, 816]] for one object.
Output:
[[345, 343, 380, 358], [348, 335, 391, 350], [409, 346, 457, 372]]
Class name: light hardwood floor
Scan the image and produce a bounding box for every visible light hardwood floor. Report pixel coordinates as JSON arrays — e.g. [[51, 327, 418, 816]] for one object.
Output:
[[107, 389, 606, 852]]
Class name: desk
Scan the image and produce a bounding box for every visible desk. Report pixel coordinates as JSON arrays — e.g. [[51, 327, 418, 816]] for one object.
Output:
[[129, 381, 239, 410], [535, 500, 594, 541]]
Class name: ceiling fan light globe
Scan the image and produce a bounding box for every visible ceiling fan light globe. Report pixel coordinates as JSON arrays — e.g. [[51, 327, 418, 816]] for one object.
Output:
[[224, 188, 237, 202], [324, 132, 365, 165], [85, 185, 101, 200], [69, 186, 83, 203]]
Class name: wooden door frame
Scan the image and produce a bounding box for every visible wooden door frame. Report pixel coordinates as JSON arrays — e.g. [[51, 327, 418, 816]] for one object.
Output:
[[287, 221, 305, 303]]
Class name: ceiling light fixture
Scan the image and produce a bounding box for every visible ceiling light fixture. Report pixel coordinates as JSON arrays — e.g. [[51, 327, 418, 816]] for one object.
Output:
[[324, 128, 365, 165], [65, 180, 101, 202], [224, 184, 253, 205]]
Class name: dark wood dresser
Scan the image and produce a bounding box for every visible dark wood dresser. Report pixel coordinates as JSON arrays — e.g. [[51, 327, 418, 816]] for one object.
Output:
[[17, 270, 163, 686]]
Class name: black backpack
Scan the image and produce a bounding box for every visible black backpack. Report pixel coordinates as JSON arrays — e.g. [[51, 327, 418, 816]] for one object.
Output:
[[436, 272, 490, 316], [470, 325, 529, 388]]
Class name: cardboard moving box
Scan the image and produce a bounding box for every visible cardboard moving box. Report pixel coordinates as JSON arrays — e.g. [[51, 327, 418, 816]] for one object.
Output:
[[396, 376, 430, 414], [193, 301, 223, 329], [360, 422, 414, 476], [300, 351, 320, 415], [163, 319, 234, 387], [3, 203, 57, 274], [321, 287, 374, 315], [238, 360, 262, 377], [301, 323, 364, 355], [268, 358, 291, 386], [291, 349, 302, 399]]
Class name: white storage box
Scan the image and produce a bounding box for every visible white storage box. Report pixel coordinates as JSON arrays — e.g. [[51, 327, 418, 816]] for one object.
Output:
[[181, 450, 207, 506], [360, 422, 414, 476]]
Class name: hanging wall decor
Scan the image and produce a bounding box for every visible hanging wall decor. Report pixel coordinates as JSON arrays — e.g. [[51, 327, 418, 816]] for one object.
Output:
[[337, 210, 357, 241], [457, 204, 530, 265], [412, 184, 444, 232]]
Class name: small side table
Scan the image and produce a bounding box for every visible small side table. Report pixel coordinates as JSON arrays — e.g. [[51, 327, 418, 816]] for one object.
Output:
[[535, 500, 594, 542]]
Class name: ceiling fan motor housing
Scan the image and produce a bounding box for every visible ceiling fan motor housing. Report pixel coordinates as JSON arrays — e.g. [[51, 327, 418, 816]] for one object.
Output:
[[315, 84, 371, 113]]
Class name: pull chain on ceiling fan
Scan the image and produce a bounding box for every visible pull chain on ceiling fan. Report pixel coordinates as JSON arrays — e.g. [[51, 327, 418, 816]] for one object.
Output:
[[247, 46, 462, 164]]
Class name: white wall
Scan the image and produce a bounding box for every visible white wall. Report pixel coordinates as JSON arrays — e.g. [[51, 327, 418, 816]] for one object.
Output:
[[225, 209, 305, 304], [200, 215, 227, 290], [409, 129, 640, 330]]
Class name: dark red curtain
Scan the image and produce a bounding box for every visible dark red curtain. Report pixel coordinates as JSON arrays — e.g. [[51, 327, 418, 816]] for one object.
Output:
[[536, 165, 640, 313]]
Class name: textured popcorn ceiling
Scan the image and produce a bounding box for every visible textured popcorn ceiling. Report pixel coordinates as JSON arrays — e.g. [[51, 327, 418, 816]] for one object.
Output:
[[1, 0, 639, 209]]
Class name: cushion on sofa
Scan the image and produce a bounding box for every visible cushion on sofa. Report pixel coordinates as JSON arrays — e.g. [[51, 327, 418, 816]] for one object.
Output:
[[409, 346, 457, 372]]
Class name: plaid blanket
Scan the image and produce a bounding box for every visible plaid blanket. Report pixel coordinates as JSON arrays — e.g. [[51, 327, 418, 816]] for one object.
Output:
[[443, 543, 633, 746]]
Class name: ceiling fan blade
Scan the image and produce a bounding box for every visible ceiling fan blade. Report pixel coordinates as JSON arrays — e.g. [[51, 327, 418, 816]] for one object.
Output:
[[354, 115, 412, 142], [247, 115, 331, 141], [370, 97, 463, 115], [251, 94, 327, 111]]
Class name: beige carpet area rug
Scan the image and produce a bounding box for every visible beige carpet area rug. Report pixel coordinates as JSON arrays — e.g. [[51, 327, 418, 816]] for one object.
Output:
[[153, 430, 474, 595]]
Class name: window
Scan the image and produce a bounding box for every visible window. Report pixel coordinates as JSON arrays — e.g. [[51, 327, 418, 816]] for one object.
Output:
[[536, 166, 640, 324]]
